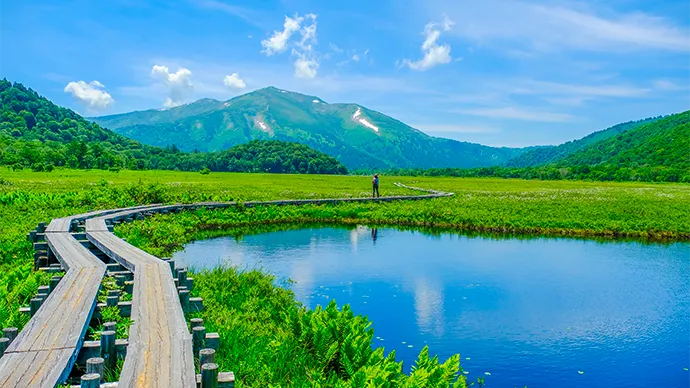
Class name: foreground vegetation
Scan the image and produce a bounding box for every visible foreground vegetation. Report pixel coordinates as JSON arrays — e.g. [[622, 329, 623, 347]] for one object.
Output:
[[0, 168, 688, 385]]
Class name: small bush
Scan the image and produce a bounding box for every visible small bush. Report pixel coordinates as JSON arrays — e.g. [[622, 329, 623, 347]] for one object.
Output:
[[200, 167, 211, 175]]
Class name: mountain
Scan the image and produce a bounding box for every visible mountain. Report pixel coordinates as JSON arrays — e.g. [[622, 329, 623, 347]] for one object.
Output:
[[505, 117, 662, 167], [557, 111, 689, 169], [0, 79, 346, 174], [92, 87, 528, 170]]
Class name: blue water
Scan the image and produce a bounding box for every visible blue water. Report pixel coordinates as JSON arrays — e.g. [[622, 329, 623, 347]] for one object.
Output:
[[173, 226, 690, 388]]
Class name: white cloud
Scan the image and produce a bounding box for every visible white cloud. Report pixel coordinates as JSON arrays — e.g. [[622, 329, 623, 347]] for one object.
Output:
[[434, 0, 690, 52], [352, 54, 360, 62], [150, 65, 193, 108], [261, 15, 304, 55], [456, 106, 575, 122], [223, 73, 246, 89], [293, 52, 319, 79], [261, 13, 320, 79], [404, 17, 454, 71], [64, 80, 114, 111]]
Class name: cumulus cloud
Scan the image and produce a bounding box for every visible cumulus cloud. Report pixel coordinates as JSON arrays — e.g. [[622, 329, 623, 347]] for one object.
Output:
[[404, 16, 454, 71], [223, 73, 247, 89], [64, 80, 114, 111], [150, 65, 193, 108], [262, 13, 320, 79], [261, 15, 305, 55], [293, 52, 319, 79]]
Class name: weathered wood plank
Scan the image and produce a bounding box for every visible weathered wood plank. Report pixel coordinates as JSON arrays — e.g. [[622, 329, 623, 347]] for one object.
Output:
[[87, 210, 196, 388]]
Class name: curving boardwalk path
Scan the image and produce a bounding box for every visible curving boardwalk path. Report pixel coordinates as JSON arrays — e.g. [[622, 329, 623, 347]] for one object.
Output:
[[0, 184, 452, 387], [0, 206, 161, 387]]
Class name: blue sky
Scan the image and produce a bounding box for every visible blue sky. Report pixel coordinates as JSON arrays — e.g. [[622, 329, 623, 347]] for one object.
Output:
[[1, 0, 688, 147]]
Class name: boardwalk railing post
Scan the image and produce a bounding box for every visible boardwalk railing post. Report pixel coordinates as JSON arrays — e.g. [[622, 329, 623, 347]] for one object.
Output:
[[100, 330, 116, 369], [201, 363, 219, 388], [86, 357, 105, 382], [81, 373, 101, 388]]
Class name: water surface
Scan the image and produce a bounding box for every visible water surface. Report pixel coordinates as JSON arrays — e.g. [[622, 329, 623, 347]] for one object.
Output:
[[174, 226, 690, 388]]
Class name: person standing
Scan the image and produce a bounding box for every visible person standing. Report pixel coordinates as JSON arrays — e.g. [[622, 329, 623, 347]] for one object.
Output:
[[372, 174, 380, 198]]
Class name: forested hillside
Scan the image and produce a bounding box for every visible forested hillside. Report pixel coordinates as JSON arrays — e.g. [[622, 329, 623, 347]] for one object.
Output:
[[0, 79, 346, 174], [557, 112, 689, 169], [391, 111, 690, 182], [506, 117, 661, 167], [202, 140, 347, 174]]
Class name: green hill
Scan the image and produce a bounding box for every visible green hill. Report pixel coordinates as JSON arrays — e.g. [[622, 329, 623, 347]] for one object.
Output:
[[0, 79, 346, 174], [505, 117, 661, 167], [206, 140, 347, 174], [92, 87, 527, 170], [558, 111, 690, 169]]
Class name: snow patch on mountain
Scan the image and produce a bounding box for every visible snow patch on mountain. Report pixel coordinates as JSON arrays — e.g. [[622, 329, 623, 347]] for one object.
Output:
[[352, 107, 379, 133], [258, 121, 268, 130], [312, 99, 320, 103]]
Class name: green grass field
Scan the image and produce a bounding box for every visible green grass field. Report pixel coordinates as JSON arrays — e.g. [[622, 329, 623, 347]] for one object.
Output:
[[0, 168, 688, 386]]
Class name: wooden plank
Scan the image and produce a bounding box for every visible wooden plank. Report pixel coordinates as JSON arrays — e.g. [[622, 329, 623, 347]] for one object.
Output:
[[0, 231, 106, 386], [87, 209, 196, 388], [46, 204, 163, 233], [0, 348, 75, 388]]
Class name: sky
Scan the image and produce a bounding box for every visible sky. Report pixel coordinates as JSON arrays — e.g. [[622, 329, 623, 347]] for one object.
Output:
[[1, 0, 689, 147]]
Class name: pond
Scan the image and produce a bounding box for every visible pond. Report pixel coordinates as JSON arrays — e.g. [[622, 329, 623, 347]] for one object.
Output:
[[173, 226, 690, 388]]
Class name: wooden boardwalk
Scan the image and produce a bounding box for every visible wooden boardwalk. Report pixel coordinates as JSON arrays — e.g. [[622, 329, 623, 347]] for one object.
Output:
[[86, 207, 198, 387], [1, 184, 451, 387], [0, 220, 108, 387]]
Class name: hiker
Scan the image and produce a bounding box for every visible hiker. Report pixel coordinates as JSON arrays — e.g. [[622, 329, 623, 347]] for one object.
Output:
[[372, 174, 380, 198]]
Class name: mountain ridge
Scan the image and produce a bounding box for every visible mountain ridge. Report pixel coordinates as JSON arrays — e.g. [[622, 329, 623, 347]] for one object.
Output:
[[92, 87, 528, 170]]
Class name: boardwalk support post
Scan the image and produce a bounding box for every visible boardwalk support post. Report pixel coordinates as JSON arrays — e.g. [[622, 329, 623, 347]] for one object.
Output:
[[100, 330, 116, 369], [193, 326, 206, 358], [103, 321, 117, 333], [201, 363, 219, 388], [0, 338, 9, 357], [86, 357, 105, 382], [179, 289, 190, 311], [49, 275, 61, 292], [29, 297, 42, 317], [199, 348, 216, 366], [3, 327, 18, 344], [81, 373, 101, 388], [190, 318, 204, 329]]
